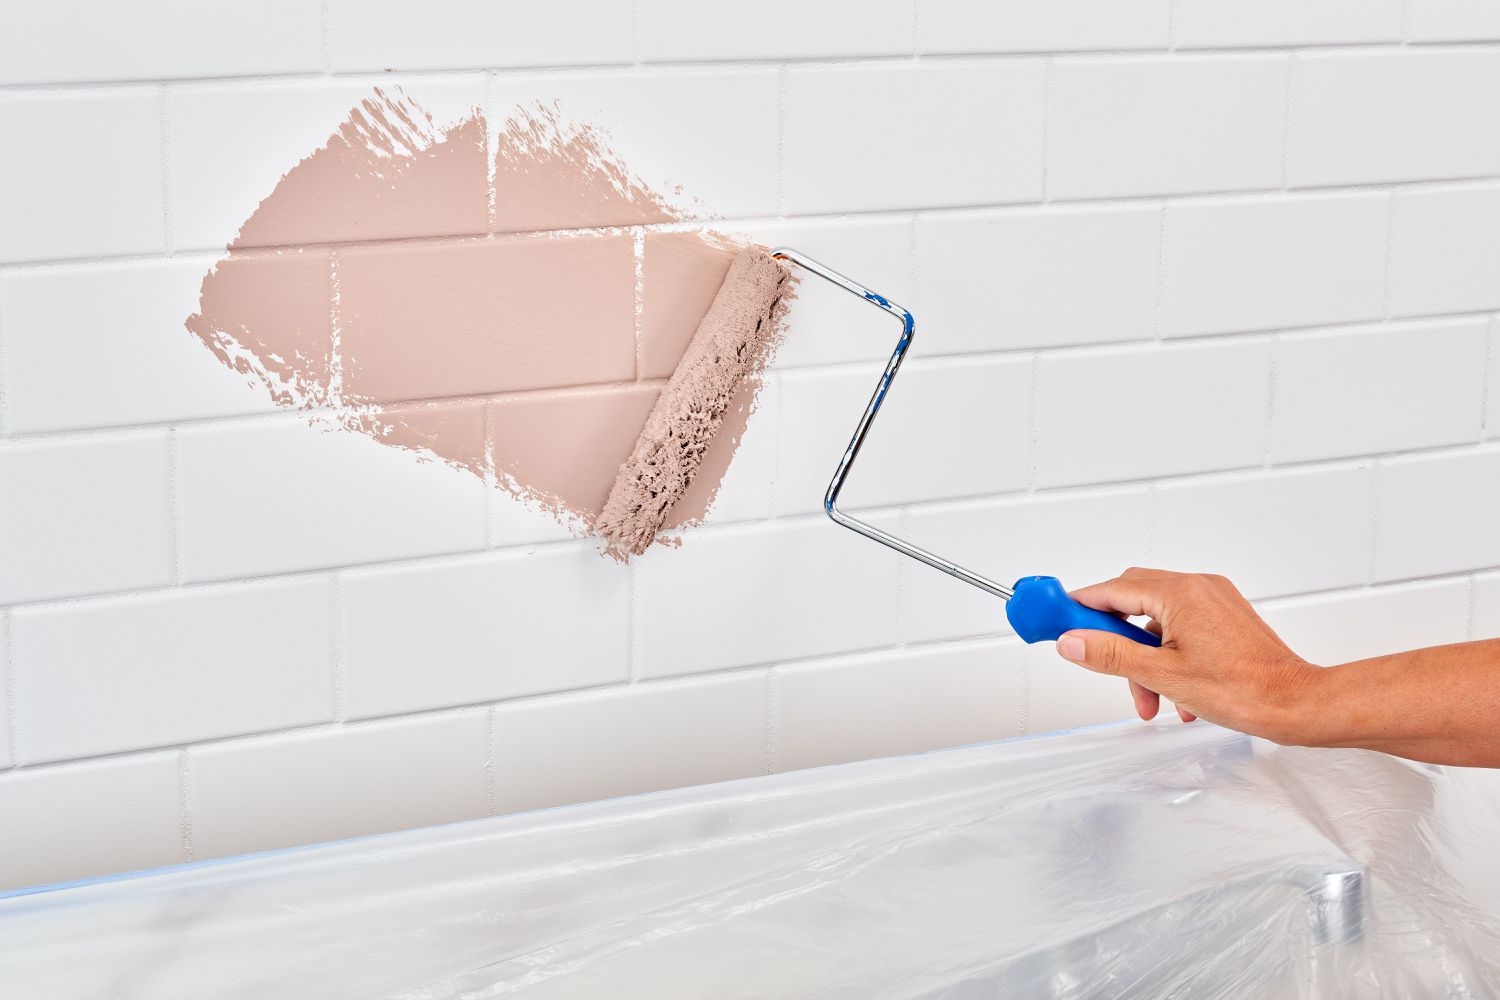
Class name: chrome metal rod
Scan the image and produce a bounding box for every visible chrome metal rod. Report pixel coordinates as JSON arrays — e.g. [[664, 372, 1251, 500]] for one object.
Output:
[[769, 247, 1013, 602]]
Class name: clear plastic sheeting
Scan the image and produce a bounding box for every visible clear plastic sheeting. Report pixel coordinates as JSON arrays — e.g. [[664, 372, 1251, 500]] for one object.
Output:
[[3, 722, 1499, 998]]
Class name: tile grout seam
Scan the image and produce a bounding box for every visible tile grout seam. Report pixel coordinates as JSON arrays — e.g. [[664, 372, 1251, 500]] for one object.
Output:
[[485, 706, 498, 816], [762, 669, 779, 776], [177, 748, 195, 862], [329, 574, 345, 723], [166, 427, 182, 586], [158, 85, 175, 256], [3, 610, 18, 768]]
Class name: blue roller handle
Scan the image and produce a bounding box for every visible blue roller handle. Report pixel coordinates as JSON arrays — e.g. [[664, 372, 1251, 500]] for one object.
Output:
[[1005, 575, 1161, 647]]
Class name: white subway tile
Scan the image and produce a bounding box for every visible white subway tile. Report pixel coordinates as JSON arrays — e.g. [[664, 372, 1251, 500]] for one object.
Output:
[[634, 518, 901, 677], [916, 204, 1162, 353], [1374, 448, 1500, 582], [170, 79, 485, 251], [776, 357, 1032, 516], [0, 754, 180, 892], [774, 640, 1024, 772], [1388, 183, 1500, 318], [1, 260, 272, 434], [1173, 0, 1402, 47], [1286, 49, 1500, 187], [0, 434, 172, 604], [1473, 572, 1500, 639], [190, 712, 490, 861], [783, 62, 1045, 214], [0, 93, 164, 264], [11, 580, 333, 764], [494, 70, 780, 222], [1025, 645, 1136, 734], [176, 415, 487, 582], [1048, 55, 1287, 200], [920, 0, 1171, 53], [639, 0, 914, 60], [0, 1, 322, 86], [1154, 466, 1373, 600], [1261, 578, 1472, 667], [329, 0, 633, 72], [903, 487, 1151, 644], [694, 374, 779, 527], [493, 674, 766, 813], [1271, 319, 1489, 464], [340, 548, 629, 720], [1034, 340, 1271, 488], [1406, 2, 1500, 42], [729, 216, 914, 370], [1160, 193, 1388, 337]]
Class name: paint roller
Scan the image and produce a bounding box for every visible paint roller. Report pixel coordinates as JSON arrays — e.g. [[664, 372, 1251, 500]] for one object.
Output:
[[597, 246, 1159, 648]]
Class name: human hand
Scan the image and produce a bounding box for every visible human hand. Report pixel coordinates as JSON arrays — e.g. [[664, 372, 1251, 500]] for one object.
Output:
[[1054, 568, 1321, 744]]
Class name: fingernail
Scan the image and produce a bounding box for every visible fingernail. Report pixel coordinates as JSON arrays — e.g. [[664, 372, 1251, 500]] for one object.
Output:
[[1057, 634, 1085, 663]]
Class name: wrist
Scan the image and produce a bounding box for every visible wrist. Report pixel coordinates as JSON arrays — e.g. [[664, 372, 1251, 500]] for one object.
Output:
[[1259, 658, 1335, 748]]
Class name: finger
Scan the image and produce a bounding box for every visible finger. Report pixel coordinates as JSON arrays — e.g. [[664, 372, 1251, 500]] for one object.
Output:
[[1068, 575, 1174, 623], [1146, 619, 1162, 637], [1177, 706, 1197, 723], [1129, 679, 1160, 721], [1056, 629, 1164, 683]]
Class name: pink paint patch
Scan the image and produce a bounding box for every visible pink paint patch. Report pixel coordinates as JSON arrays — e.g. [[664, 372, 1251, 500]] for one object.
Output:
[[186, 88, 789, 555]]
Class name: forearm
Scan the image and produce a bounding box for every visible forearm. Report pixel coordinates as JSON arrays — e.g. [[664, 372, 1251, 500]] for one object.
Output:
[[1295, 638, 1500, 767]]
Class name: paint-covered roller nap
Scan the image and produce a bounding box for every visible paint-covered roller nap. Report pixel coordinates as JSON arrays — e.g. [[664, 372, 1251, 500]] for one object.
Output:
[[597, 248, 793, 555]]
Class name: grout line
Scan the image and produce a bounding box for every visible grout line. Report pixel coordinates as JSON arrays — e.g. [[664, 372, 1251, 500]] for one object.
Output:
[[485, 706, 498, 816], [1480, 315, 1497, 441], [166, 427, 182, 585], [2, 610, 18, 768], [631, 0, 641, 66], [1381, 189, 1399, 320], [329, 575, 345, 723], [1364, 459, 1382, 586], [1017, 649, 1031, 737], [482, 403, 497, 549], [894, 506, 910, 647], [631, 229, 645, 380], [1143, 482, 1159, 564], [1279, 52, 1296, 191], [177, 749, 195, 862], [1024, 351, 1042, 491], [1263, 336, 1280, 466], [775, 64, 788, 219], [1465, 574, 1478, 641], [1152, 200, 1170, 340], [484, 72, 498, 233], [0, 277, 8, 440], [907, 213, 919, 312], [158, 85, 175, 255], [1039, 58, 1055, 203], [328, 251, 343, 404], [319, 0, 334, 74], [763, 670, 779, 775], [627, 562, 642, 683]]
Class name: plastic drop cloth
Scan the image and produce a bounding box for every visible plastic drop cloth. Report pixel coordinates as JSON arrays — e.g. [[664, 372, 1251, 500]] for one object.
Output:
[[3, 721, 1500, 999]]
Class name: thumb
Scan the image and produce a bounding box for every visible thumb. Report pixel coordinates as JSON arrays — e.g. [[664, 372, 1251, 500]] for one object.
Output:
[[1056, 629, 1160, 680]]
